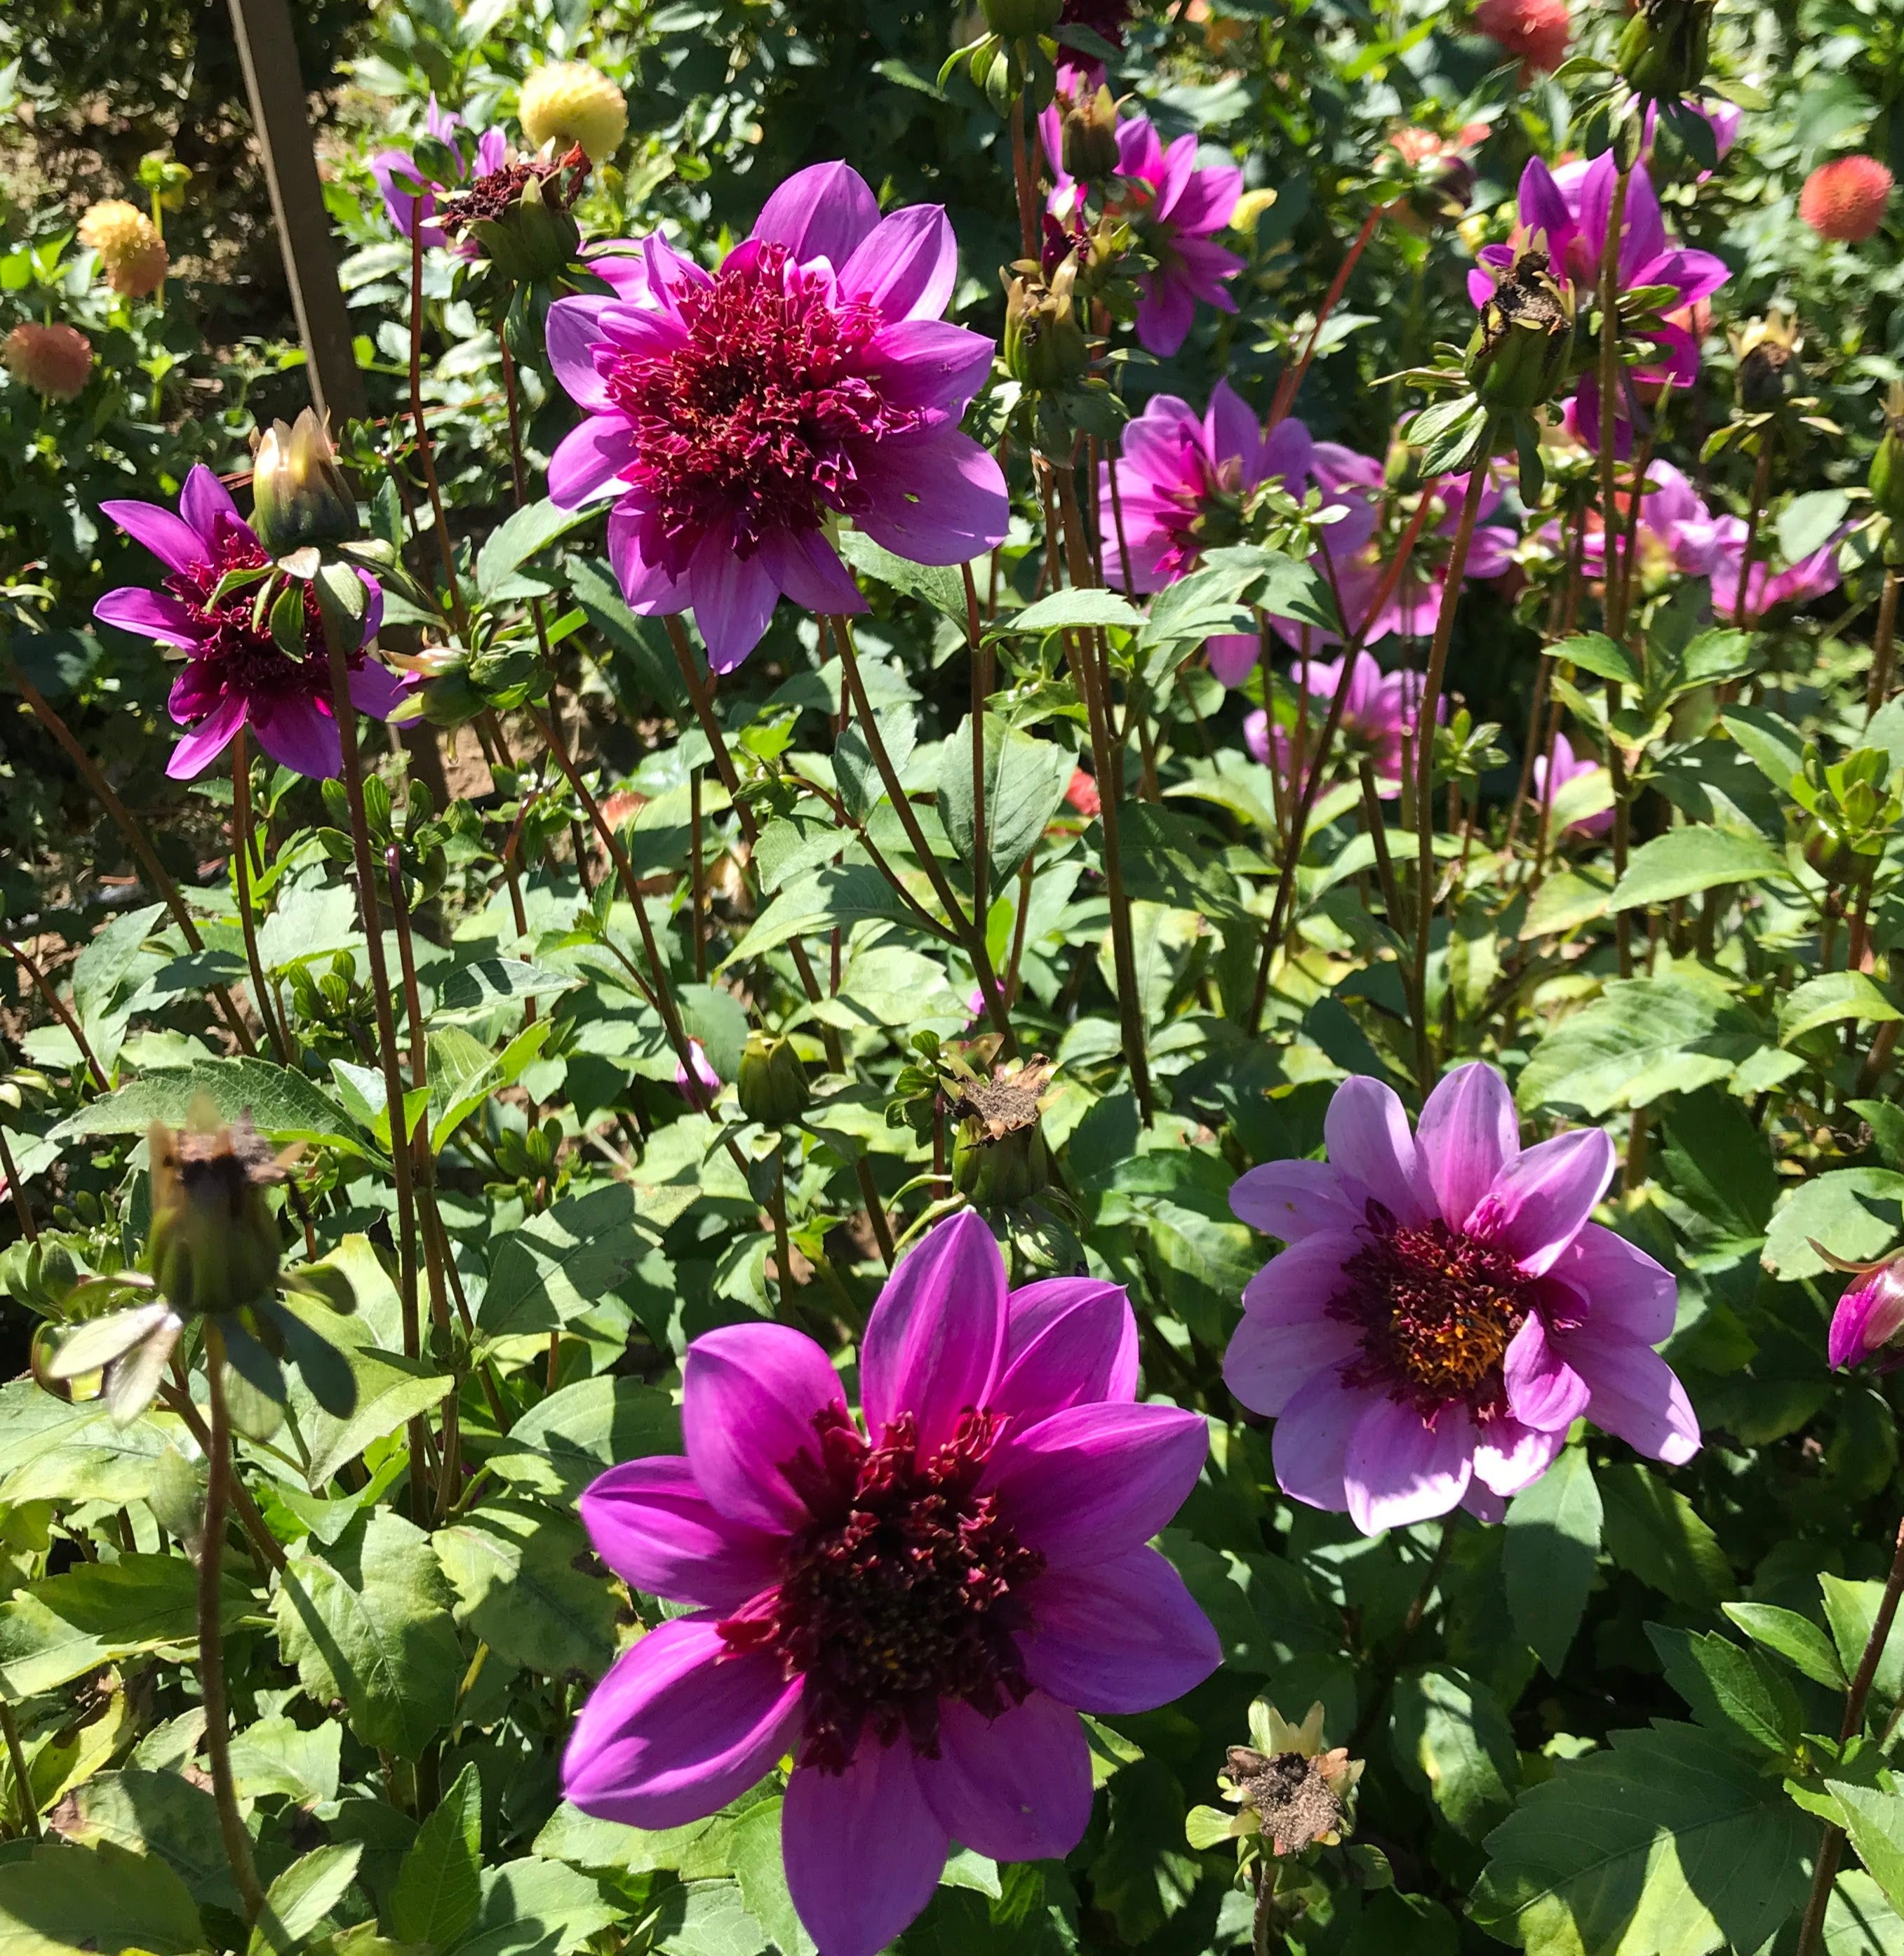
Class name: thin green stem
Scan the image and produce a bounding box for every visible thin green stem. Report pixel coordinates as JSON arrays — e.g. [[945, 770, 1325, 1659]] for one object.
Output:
[[232, 728, 290, 1065], [0, 1698, 40, 1839]]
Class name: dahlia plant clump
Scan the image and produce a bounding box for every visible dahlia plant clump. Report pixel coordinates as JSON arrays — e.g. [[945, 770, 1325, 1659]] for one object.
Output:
[[11, 3, 1904, 1955]]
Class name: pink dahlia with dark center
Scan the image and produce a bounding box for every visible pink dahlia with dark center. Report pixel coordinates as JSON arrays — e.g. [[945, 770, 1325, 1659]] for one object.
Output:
[[1226, 1064, 1698, 1532], [545, 161, 1008, 673], [564, 1209, 1219, 1956], [93, 465, 397, 781]]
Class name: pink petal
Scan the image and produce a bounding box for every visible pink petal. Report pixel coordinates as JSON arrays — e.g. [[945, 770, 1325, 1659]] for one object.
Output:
[[1554, 1223, 1677, 1344], [579, 1457, 787, 1609], [916, 1692, 1092, 1862], [562, 1617, 800, 1828], [607, 504, 690, 615], [986, 1401, 1207, 1566], [862, 319, 997, 413], [1472, 1417, 1566, 1499], [992, 1278, 1139, 1422], [1343, 1397, 1475, 1535], [94, 587, 203, 648], [753, 161, 882, 269], [166, 692, 249, 781], [838, 204, 958, 322], [754, 526, 867, 616], [681, 1321, 846, 1532], [1567, 1334, 1701, 1466], [1020, 1546, 1223, 1712], [1134, 273, 1195, 359], [862, 1207, 1006, 1450], [852, 429, 1009, 567], [1324, 1076, 1433, 1225], [348, 661, 407, 721], [784, 1742, 947, 1956], [1203, 377, 1262, 483], [545, 298, 619, 417], [1207, 633, 1259, 688], [180, 464, 243, 549], [101, 499, 208, 577], [1477, 1128, 1615, 1274], [1501, 1315, 1592, 1433], [1230, 1158, 1365, 1242], [1226, 1299, 1360, 1421], [688, 532, 780, 674], [549, 415, 640, 509], [251, 692, 342, 781], [1418, 1062, 1521, 1232], [1271, 1369, 1362, 1513]]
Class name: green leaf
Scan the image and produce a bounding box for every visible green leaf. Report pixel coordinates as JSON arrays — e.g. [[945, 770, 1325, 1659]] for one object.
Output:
[[1671, 628, 1755, 694], [833, 529, 970, 624], [461, 1856, 621, 1956], [434, 1499, 617, 1677], [1722, 707, 1804, 792], [722, 1797, 812, 1956], [1607, 828, 1785, 910], [486, 1376, 682, 1502], [476, 497, 592, 598], [1821, 1870, 1904, 1955], [0, 1837, 205, 1955], [0, 1381, 178, 1507], [57, 1767, 235, 1910], [1781, 972, 1904, 1045], [1762, 1168, 1904, 1280], [1389, 1664, 1518, 1840], [994, 588, 1143, 636], [391, 1761, 481, 1948], [1470, 1722, 1811, 1956], [249, 1844, 363, 1956], [478, 1184, 655, 1338], [50, 1057, 363, 1151], [273, 1509, 463, 1758], [1821, 1575, 1904, 1717], [936, 717, 1074, 890], [733, 863, 937, 963], [833, 699, 918, 825], [227, 1715, 340, 1809], [1827, 1784, 1904, 1917], [1598, 1465, 1735, 1609], [1778, 488, 1851, 565], [1517, 977, 1766, 1116], [656, 1882, 768, 1956], [1645, 1626, 1802, 1757], [1548, 632, 1642, 687], [1504, 1445, 1602, 1675], [432, 958, 579, 1022], [1087, 1756, 1198, 1943], [1722, 1602, 1847, 1689]]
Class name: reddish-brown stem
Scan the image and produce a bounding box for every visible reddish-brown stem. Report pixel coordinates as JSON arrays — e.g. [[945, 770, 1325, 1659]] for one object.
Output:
[[408, 206, 469, 638], [3, 937, 108, 1091], [1268, 205, 1385, 429], [1866, 568, 1901, 721], [0, 1123, 38, 1241], [1010, 88, 1040, 262], [232, 728, 290, 1065], [689, 769, 708, 981]]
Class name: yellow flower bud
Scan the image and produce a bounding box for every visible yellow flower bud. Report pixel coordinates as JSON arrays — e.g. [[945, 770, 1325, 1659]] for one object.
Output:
[[79, 199, 168, 297], [519, 61, 629, 164]]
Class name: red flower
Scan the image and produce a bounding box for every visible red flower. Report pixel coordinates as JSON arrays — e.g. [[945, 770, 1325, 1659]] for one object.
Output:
[[1066, 768, 1101, 819], [1801, 156, 1894, 243], [1473, 0, 1571, 76]]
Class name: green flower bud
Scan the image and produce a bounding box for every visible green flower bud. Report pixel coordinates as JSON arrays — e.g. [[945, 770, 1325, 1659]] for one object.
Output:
[[249, 408, 357, 561], [979, 0, 1061, 37], [1733, 314, 1802, 413], [1003, 258, 1090, 390], [470, 170, 584, 287], [147, 1103, 292, 1319], [1616, 0, 1714, 103], [737, 1033, 811, 1127], [1061, 86, 1122, 185], [1467, 246, 1571, 415], [949, 1058, 1052, 1209], [1872, 384, 1904, 530]]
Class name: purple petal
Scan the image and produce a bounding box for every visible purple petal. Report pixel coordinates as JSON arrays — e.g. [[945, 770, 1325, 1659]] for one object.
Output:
[[1021, 1546, 1222, 1712], [1343, 1398, 1475, 1535], [862, 319, 997, 413], [1555, 1223, 1677, 1344], [986, 1401, 1207, 1566], [549, 415, 639, 509], [1502, 1316, 1592, 1433], [180, 464, 243, 550], [1324, 1076, 1433, 1225], [1134, 274, 1195, 359], [579, 1457, 787, 1609], [94, 587, 203, 649], [838, 204, 958, 322], [862, 1207, 1006, 1450], [853, 429, 1008, 566], [753, 161, 882, 269], [681, 1321, 846, 1532], [251, 692, 342, 782], [1230, 1158, 1364, 1242], [917, 1692, 1092, 1862], [563, 1616, 800, 1828], [1263, 415, 1314, 488], [100, 499, 208, 577], [1477, 1128, 1615, 1274], [784, 1742, 947, 1956], [992, 1278, 1138, 1422], [1226, 1264, 1360, 1419], [167, 692, 249, 781], [1417, 1063, 1520, 1232], [1567, 1334, 1701, 1466], [1168, 159, 1242, 236], [1271, 1369, 1362, 1513], [1646, 246, 1731, 308], [1203, 377, 1263, 484], [1472, 1417, 1567, 1499], [545, 297, 619, 416], [349, 660, 407, 720], [688, 532, 780, 674], [1207, 632, 1258, 688], [607, 504, 691, 615], [755, 526, 868, 615]]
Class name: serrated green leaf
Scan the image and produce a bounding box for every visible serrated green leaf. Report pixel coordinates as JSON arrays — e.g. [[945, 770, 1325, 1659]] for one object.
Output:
[[478, 1184, 655, 1338], [391, 1762, 481, 1948], [433, 1499, 617, 1677], [1762, 1168, 1904, 1281], [1598, 1465, 1734, 1609], [1646, 1625, 1802, 1757], [1780, 972, 1904, 1045], [1548, 632, 1642, 687], [486, 1376, 681, 1501], [1389, 1664, 1518, 1840], [249, 1844, 363, 1956], [937, 716, 1073, 890], [1607, 828, 1785, 910], [1504, 1445, 1602, 1675], [0, 1837, 205, 1955], [1722, 1602, 1847, 1689]]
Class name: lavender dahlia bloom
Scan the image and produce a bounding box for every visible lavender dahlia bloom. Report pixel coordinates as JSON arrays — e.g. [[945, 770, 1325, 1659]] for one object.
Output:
[[1226, 1065, 1698, 1532], [1243, 650, 1439, 801], [544, 162, 1008, 674], [370, 97, 509, 252], [565, 1209, 1218, 1956], [1045, 109, 1243, 358], [94, 466, 397, 781]]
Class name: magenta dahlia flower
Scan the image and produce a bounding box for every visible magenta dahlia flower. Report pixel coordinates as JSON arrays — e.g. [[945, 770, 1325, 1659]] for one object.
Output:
[[564, 1208, 1218, 1956], [93, 465, 397, 781], [1242, 649, 1439, 801], [1830, 1261, 1904, 1368], [1532, 732, 1613, 840], [1226, 1064, 1698, 1532], [544, 163, 1007, 674], [1045, 110, 1243, 358], [1099, 380, 1322, 683], [370, 97, 509, 252], [1707, 516, 1844, 624]]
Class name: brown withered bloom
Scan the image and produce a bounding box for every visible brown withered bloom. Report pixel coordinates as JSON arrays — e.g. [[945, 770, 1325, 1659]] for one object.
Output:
[[1188, 1701, 1364, 1862], [950, 1056, 1054, 1207]]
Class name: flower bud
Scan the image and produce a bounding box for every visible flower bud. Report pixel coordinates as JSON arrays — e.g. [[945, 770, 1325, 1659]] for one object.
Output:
[[1830, 1257, 1904, 1368], [1616, 0, 1714, 102], [1733, 314, 1802, 413], [2, 322, 93, 402], [147, 1108, 293, 1320], [979, 0, 1062, 36], [675, 1038, 721, 1108], [250, 409, 358, 560], [1003, 257, 1090, 389], [79, 199, 168, 297], [518, 61, 628, 163], [737, 1033, 811, 1127], [950, 1058, 1052, 1208], [1468, 246, 1571, 414], [1872, 384, 1904, 532], [1061, 86, 1122, 184]]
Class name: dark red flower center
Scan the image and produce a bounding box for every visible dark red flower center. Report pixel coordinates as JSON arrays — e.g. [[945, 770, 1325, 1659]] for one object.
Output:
[[438, 144, 589, 234], [716, 1407, 1043, 1774], [603, 241, 925, 575], [1329, 1202, 1538, 1419], [166, 523, 337, 707]]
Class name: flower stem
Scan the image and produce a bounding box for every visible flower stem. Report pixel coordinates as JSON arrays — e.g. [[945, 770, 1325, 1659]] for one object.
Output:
[[408, 208, 469, 639], [0, 1697, 40, 1838], [1797, 1511, 1904, 1956], [1866, 567, 1901, 721], [7, 665, 255, 1054], [965, 563, 991, 937], [232, 729, 290, 1066], [317, 601, 427, 1519], [688, 768, 708, 981], [1734, 436, 1774, 634], [0, 1122, 37, 1242], [1407, 462, 1492, 1092], [199, 1325, 268, 1925], [1010, 87, 1040, 263], [1596, 159, 1637, 982], [1268, 203, 1384, 429]]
